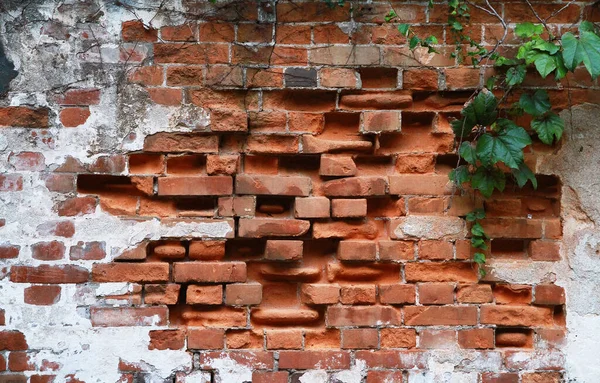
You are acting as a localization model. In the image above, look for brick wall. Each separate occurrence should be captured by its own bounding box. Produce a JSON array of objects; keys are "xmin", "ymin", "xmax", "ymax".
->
[{"xmin": 1, "ymin": 0, "xmax": 597, "ymax": 382}]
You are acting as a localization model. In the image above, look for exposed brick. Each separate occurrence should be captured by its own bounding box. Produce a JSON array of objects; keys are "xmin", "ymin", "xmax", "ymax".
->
[
  {"xmin": 225, "ymin": 283, "xmax": 262, "ymax": 305},
  {"xmin": 404, "ymin": 306, "xmax": 477, "ymax": 326},
  {"xmin": 294, "ymin": 197, "xmax": 330, "ymax": 218},
  {"xmin": 278, "ymin": 351, "xmax": 350, "ymax": 370},
  {"xmin": 11, "ymin": 265, "xmax": 89, "ymax": 284},
  {"xmin": 342, "ymin": 328, "xmax": 378, "ymax": 349},
  {"xmin": 8, "ymin": 152, "xmax": 45, "ymax": 171},
  {"xmin": 69, "ymin": 241, "xmax": 106, "ymax": 260},
  {"xmin": 338, "ymin": 240, "xmax": 377, "ymax": 261},
  {"xmin": 301, "ymin": 284, "xmax": 340, "ymax": 305},
  {"xmin": 380, "ymin": 328, "xmax": 416, "ymax": 348},
  {"xmin": 379, "ymin": 284, "xmax": 416, "ymax": 304},
  {"xmin": 90, "ymin": 307, "xmax": 168, "ymax": 327},
  {"xmin": 157, "ymin": 176, "xmax": 233, "ymax": 196},
  {"xmin": 418, "ymin": 283, "xmax": 455, "ymax": 305},
  {"xmin": 265, "ymin": 240, "xmax": 303, "ymax": 261},
  {"xmin": 266, "ymin": 330, "xmax": 302, "ymax": 350},
  {"xmin": 173, "ymin": 262, "xmax": 246, "ymax": 283},
  {"xmin": 187, "ymin": 285, "xmax": 223, "ymax": 305},
  {"xmin": 323, "ymin": 177, "xmax": 387, "ymax": 197},
  {"xmin": 149, "ymin": 329, "xmax": 185, "ymax": 350},
  {"xmin": 0, "ymin": 107, "xmax": 49, "ymax": 128},
  {"xmin": 24, "ymin": 285, "xmax": 61, "ymax": 306},
  {"xmin": 332, "ymin": 198, "xmax": 367, "ymax": 218},
  {"xmin": 236, "ymin": 175, "xmax": 311, "ymax": 196},
  {"xmin": 458, "ymin": 329, "xmax": 494, "ymax": 349},
  {"xmin": 534, "ymin": 284, "xmax": 566, "ymax": 305},
  {"xmin": 59, "ymin": 107, "xmax": 90, "ymax": 127},
  {"xmin": 340, "ymin": 285, "xmax": 377, "ymax": 305},
  {"xmin": 480, "ymin": 305, "xmax": 554, "ymax": 326},
  {"xmin": 238, "ymin": 218, "xmax": 310, "ymax": 238},
  {"xmin": 188, "ymin": 328, "xmax": 225, "ymax": 350},
  {"xmin": 327, "ymin": 306, "xmax": 401, "ymax": 327},
  {"xmin": 92, "ymin": 263, "xmax": 169, "ymax": 283},
  {"xmin": 0, "ymin": 245, "xmax": 20, "ymax": 259}
]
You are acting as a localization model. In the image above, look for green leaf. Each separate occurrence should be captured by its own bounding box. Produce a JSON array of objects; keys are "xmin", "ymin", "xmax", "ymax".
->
[
  {"xmin": 449, "ymin": 165, "xmax": 471, "ymax": 186},
  {"xmin": 562, "ymin": 31, "xmax": 600, "ymax": 79},
  {"xmin": 531, "ymin": 112, "xmax": 564, "ymax": 145},
  {"xmin": 466, "ymin": 208, "xmax": 485, "ymax": 222},
  {"xmin": 519, "ymin": 90, "xmax": 551, "ymax": 117},
  {"xmin": 471, "ymin": 237, "xmax": 486, "ymax": 249},
  {"xmin": 450, "ymin": 19, "xmax": 463, "ymax": 31},
  {"xmin": 398, "ymin": 23, "xmax": 410, "ymax": 36},
  {"xmin": 462, "ymin": 90, "xmax": 498, "ymax": 128},
  {"xmin": 580, "ymin": 21, "xmax": 595, "ymax": 33},
  {"xmin": 506, "ymin": 65, "xmax": 526, "ymax": 86},
  {"xmin": 486, "ymin": 76, "xmax": 496, "ymax": 90},
  {"xmin": 511, "ymin": 162, "xmax": 538, "ymax": 189},
  {"xmin": 515, "ymin": 22, "xmax": 543, "ymax": 38},
  {"xmin": 409, "ymin": 35, "xmax": 420, "ymax": 50},
  {"xmin": 532, "ymin": 37, "xmax": 560, "ymax": 55},
  {"xmin": 533, "ymin": 52, "xmax": 557, "ymax": 78},
  {"xmin": 476, "ymin": 122, "xmax": 531, "ymax": 169},
  {"xmin": 471, "ymin": 167, "xmax": 505, "ymax": 198},
  {"xmin": 459, "ymin": 142, "xmax": 477, "ymax": 164},
  {"xmin": 474, "ymin": 252, "xmax": 486, "ymax": 264},
  {"xmin": 451, "ymin": 119, "xmax": 471, "ymax": 138},
  {"xmin": 385, "ymin": 10, "xmax": 397, "ymax": 22},
  {"xmin": 471, "ymin": 222, "xmax": 486, "ymax": 237},
  {"xmin": 553, "ymin": 54, "xmax": 568, "ymax": 80}
]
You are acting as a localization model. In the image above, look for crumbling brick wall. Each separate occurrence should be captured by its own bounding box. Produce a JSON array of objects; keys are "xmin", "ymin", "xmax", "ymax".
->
[{"xmin": 1, "ymin": 1, "xmax": 598, "ymax": 382}]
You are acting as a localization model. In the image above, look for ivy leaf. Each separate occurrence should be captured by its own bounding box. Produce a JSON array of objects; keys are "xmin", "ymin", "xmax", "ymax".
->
[
  {"xmin": 471, "ymin": 167, "xmax": 505, "ymax": 198},
  {"xmin": 532, "ymin": 37, "xmax": 560, "ymax": 55},
  {"xmin": 511, "ymin": 162, "xmax": 538, "ymax": 189},
  {"xmin": 533, "ymin": 52, "xmax": 557, "ymax": 78},
  {"xmin": 476, "ymin": 122, "xmax": 531, "ymax": 169},
  {"xmin": 553, "ymin": 54, "xmax": 568, "ymax": 80},
  {"xmin": 486, "ymin": 76, "xmax": 497, "ymax": 90},
  {"xmin": 449, "ymin": 165, "xmax": 471, "ymax": 186},
  {"xmin": 531, "ymin": 112, "xmax": 564, "ymax": 145},
  {"xmin": 515, "ymin": 22, "xmax": 544, "ymax": 38},
  {"xmin": 459, "ymin": 142, "xmax": 477, "ymax": 164},
  {"xmin": 580, "ymin": 21, "xmax": 596, "ymax": 33},
  {"xmin": 409, "ymin": 35, "xmax": 420, "ymax": 50},
  {"xmin": 451, "ymin": 119, "xmax": 471, "ymax": 138},
  {"xmin": 398, "ymin": 24, "xmax": 410, "ymax": 36},
  {"xmin": 473, "ymin": 252, "xmax": 486, "ymax": 264},
  {"xmin": 506, "ymin": 65, "xmax": 526, "ymax": 86},
  {"xmin": 385, "ymin": 10, "xmax": 397, "ymax": 22},
  {"xmin": 562, "ymin": 31, "xmax": 600, "ymax": 79},
  {"xmin": 471, "ymin": 222, "xmax": 486, "ymax": 237},
  {"xmin": 462, "ymin": 90, "xmax": 498, "ymax": 128},
  {"xmin": 519, "ymin": 90, "xmax": 551, "ymax": 117}
]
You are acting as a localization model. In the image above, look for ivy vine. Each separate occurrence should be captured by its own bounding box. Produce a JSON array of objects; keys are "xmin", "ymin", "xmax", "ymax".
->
[{"xmin": 388, "ymin": 1, "xmax": 600, "ymax": 276}]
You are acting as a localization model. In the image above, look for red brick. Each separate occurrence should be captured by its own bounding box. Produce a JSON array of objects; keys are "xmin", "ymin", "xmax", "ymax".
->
[
  {"xmin": 128, "ymin": 66, "xmax": 163, "ymax": 86},
  {"xmin": 0, "ymin": 174, "xmax": 23, "ymax": 191},
  {"xmin": 246, "ymin": 135, "xmax": 299, "ymax": 153},
  {"xmin": 10, "ymin": 265, "xmax": 88, "ymax": 284},
  {"xmin": 144, "ymin": 284, "xmax": 180, "ymax": 305},
  {"xmin": 529, "ymin": 240, "xmax": 561, "ymax": 261},
  {"xmin": 319, "ymin": 155, "xmax": 357, "ymax": 177},
  {"xmin": 88, "ymin": 155, "xmax": 126, "ymax": 173},
  {"xmin": 294, "ymin": 197, "xmax": 330, "ymax": 218},
  {"xmin": 494, "ymin": 284, "xmax": 532, "ymax": 305},
  {"xmin": 206, "ymin": 155, "xmax": 239, "ymax": 175},
  {"xmin": 0, "ymin": 107, "xmax": 49, "ymax": 128},
  {"xmin": 265, "ymin": 240, "xmax": 303, "ymax": 261},
  {"xmin": 189, "ymin": 240, "xmax": 226, "ymax": 260},
  {"xmin": 378, "ymin": 240, "xmax": 414, "ymax": 261},
  {"xmin": 337, "ymin": 240, "xmax": 377, "ymax": 261},
  {"xmin": 388, "ymin": 174, "xmax": 452, "ymax": 195},
  {"xmin": 403, "ymin": 69, "xmax": 439, "ymax": 90},
  {"xmin": 480, "ymin": 306, "xmax": 554, "ymax": 326},
  {"xmin": 458, "ymin": 329, "xmax": 494, "ymax": 349},
  {"xmin": 147, "ymin": 88, "xmax": 182, "ymax": 106},
  {"xmin": 340, "ymin": 285, "xmax": 377, "ymax": 305},
  {"xmin": 521, "ymin": 372, "xmax": 562, "ymax": 383},
  {"xmin": 30, "ymin": 241, "xmax": 65, "ymax": 261},
  {"xmin": 166, "ymin": 66, "xmax": 203, "ymax": 86},
  {"xmin": 404, "ymin": 306, "xmax": 477, "ymax": 325},
  {"xmin": 188, "ymin": 328, "xmax": 225, "ymax": 350},
  {"xmin": 210, "ymin": 109, "xmax": 247, "ymax": 132},
  {"xmin": 380, "ymin": 328, "xmax": 416, "ymax": 348},
  {"xmin": 238, "ymin": 218, "xmax": 310, "ymax": 238},
  {"xmin": 278, "ymin": 351, "xmax": 350, "ymax": 369},
  {"xmin": 144, "ymin": 133, "xmax": 219, "ymax": 153},
  {"xmin": 92, "ymin": 263, "xmax": 169, "ymax": 283},
  {"xmin": 332, "ymin": 198, "xmax": 367, "ymax": 218},
  {"xmin": 186, "ymin": 285, "xmax": 223, "ymax": 305},
  {"xmin": 320, "ymin": 68, "xmax": 357, "ymax": 88},
  {"xmin": 481, "ymin": 218, "xmax": 543, "ymax": 239},
  {"xmin": 288, "ymin": 112, "xmax": 324, "ymax": 134},
  {"xmin": 57, "ymin": 196, "xmax": 97, "ymax": 216},
  {"xmin": 266, "ymin": 330, "xmax": 302, "ymax": 350},
  {"xmin": 445, "ymin": 67, "xmax": 481, "ymax": 90},
  {"xmin": 0, "ymin": 331, "xmax": 28, "ymax": 351},
  {"xmin": 60, "ymin": 107, "xmax": 90, "ymax": 127},
  {"xmin": 44, "ymin": 174, "xmax": 75, "ymax": 193},
  {"xmin": 57, "ymin": 88, "xmax": 100, "ymax": 105},
  {"xmin": 90, "ymin": 307, "xmax": 168, "ymax": 327},
  {"xmin": 379, "ymin": 284, "xmax": 416, "ymax": 304},
  {"xmin": 154, "ymin": 43, "xmax": 229, "ymax": 64},
  {"xmin": 236, "ymin": 175, "xmax": 311, "ymax": 196},
  {"xmin": 225, "ymin": 283, "xmax": 262, "ymax": 305},
  {"xmin": 157, "ymin": 176, "xmax": 232, "ymax": 196},
  {"xmin": 301, "ymin": 284, "xmax": 340, "ymax": 305},
  {"xmin": 327, "ymin": 306, "xmax": 401, "ymax": 327},
  {"xmin": 200, "ymin": 23, "xmax": 234, "ymax": 42},
  {"xmin": 418, "ymin": 283, "xmax": 454, "ymax": 305},
  {"xmin": 418, "ymin": 240, "xmax": 453, "ymax": 260},
  {"xmin": 419, "ymin": 329, "xmax": 456, "ymax": 349},
  {"xmin": 534, "ymin": 284, "xmax": 565, "ymax": 305},
  {"xmin": 405, "ymin": 262, "xmax": 477, "ymax": 282},
  {"xmin": 362, "ymin": 111, "xmax": 401, "ymax": 132},
  {"xmin": 149, "ymin": 329, "xmax": 185, "ymax": 350},
  {"xmin": 276, "ymin": 25, "xmax": 311, "ymax": 44},
  {"xmin": 246, "ymin": 68, "xmax": 284, "ymax": 88},
  {"xmin": 24, "ymin": 285, "xmax": 61, "ymax": 306},
  {"xmin": 252, "ymin": 371, "xmax": 288, "ymax": 383},
  {"xmin": 0, "ymin": 245, "xmax": 20, "ymax": 259},
  {"xmin": 8, "ymin": 352, "xmax": 34, "ymax": 371},
  {"xmin": 342, "ymin": 328, "xmax": 378, "ymax": 349},
  {"xmin": 122, "ymin": 20, "xmax": 157, "ymax": 41},
  {"xmin": 160, "ymin": 24, "xmax": 196, "ymax": 41},
  {"xmin": 457, "ymin": 284, "xmax": 493, "ymax": 303},
  {"xmin": 218, "ymin": 196, "xmax": 256, "ymax": 217},
  {"xmin": 367, "ymin": 371, "xmax": 404, "ymax": 383},
  {"xmin": 323, "ymin": 177, "xmax": 387, "ymax": 197},
  {"xmin": 482, "ymin": 373, "xmax": 519, "ymax": 383},
  {"xmin": 8, "ymin": 152, "xmax": 45, "ymax": 171},
  {"xmin": 173, "ymin": 262, "xmax": 246, "ymax": 283}
]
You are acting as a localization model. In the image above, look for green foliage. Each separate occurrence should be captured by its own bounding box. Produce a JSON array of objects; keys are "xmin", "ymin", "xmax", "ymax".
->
[{"xmin": 370, "ymin": 0, "xmax": 599, "ymax": 276}]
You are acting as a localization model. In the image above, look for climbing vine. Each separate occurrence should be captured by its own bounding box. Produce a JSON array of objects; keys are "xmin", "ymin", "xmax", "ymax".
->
[{"xmin": 386, "ymin": 0, "xmax": 600, "ymax": 276}]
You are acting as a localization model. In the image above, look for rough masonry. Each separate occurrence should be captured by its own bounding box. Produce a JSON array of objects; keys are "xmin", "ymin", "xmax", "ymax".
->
[{"xmin": 0, "ymin": 1, "xmax": 599, "ymax": 382}]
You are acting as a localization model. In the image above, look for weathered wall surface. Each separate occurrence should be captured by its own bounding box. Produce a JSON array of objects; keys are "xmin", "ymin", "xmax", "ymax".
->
[{"xmin": 0, "ymin": 1, "xmax": 597, "ymax": 382}]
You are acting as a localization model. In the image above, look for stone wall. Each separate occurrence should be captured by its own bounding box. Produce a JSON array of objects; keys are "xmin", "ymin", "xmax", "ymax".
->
[{"xmin": 0, "ymin": 1, "xmax": 599, "ymax": 382}]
